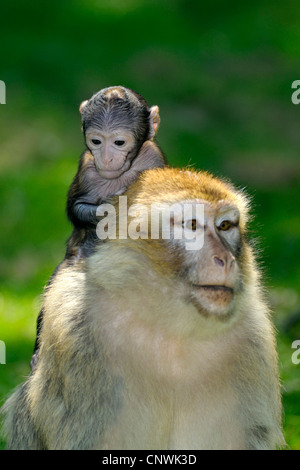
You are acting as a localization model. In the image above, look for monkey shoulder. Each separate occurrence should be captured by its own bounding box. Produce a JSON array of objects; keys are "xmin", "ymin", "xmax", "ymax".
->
[{"xmin": 130, "ymin": 141, "xmax": 166, "ymax": 175}]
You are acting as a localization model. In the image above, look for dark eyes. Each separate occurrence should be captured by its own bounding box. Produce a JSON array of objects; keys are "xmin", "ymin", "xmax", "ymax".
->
[
  {"xmin": 90, "ymin": 139, "xmax": 125, "ymax": 146},
  {"xmin": 91, "ymin": 139, "xmax": 101, "ymax": 145},
  {"xmin": 218, "ymin": 220, "xmax": 232, "ymax": 231}
]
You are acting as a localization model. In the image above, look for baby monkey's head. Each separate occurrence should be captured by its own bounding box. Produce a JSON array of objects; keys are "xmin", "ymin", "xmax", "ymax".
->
[{"xmin": 79, "ymin": 86, "xmax": 160, "ymax": 179}]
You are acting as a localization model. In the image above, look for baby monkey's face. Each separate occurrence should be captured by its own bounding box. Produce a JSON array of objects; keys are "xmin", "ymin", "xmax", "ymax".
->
[{"xmin": 85, "ymin": 128, "xmax": 136, "ymax": 179}]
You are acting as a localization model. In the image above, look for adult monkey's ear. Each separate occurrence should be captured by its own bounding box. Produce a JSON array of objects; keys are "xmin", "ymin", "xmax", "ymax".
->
[
  {"xmin": 149, "ymin": 105, "xmax": 160, "ymax": 140},
  {"xmin": 79, "ymin": 100, "xmax": 88, "ymax": 114}
]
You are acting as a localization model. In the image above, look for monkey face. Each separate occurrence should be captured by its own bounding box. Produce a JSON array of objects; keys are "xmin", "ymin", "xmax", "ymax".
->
[
  {"xmin": 169, "ymin": 201, "xmax": 243, "ymax": 318},
  {"xmin": 134, "ymin": 197, "xmax": 244, "ymax": 319},
  {"xmin": 85, "ymin": 128, "xmax": 136, "ymax": 179}
]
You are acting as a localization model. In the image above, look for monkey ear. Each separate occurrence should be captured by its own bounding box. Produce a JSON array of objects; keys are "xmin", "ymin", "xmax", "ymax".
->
[
  {"xmin": 149, "ymin": 105, "xmax": 160, "ymax": 140},
  {"xmin": 79, "ymin": 100, "xmax": 88, "ymax": 114}
]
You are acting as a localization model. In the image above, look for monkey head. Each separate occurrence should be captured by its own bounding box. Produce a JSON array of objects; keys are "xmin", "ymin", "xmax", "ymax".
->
[
  {"xmin": 79, "ymin": 86, "xmax": 160, "ymax": 180},
  {"xmin": 104, "ymin": 167, "xmax": 252, "ymax": 324}
]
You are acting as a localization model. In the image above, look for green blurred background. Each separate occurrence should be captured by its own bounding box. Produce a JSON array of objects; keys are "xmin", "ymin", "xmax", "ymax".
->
[{"xmin": 0, "ymin": 0, "xmax": 300, "ymax": 449}]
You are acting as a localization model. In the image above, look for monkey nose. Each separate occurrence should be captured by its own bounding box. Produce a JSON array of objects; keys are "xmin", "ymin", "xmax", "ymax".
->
[
  {"xmin": 213, "ymin": 256, "xmax": 225, "ymax": 267},
  {"xmin": 213, "ymin": 254, "xmax": 236, "ymax": 272},
  {"xmin": 103, "ymin": 155, "xmax": 113, "ymax": 166}
]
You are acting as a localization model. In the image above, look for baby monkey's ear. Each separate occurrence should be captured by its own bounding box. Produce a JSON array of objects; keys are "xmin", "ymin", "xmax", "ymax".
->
[
  {"xmin": 79, "ymin": 100, "xmax": 88, "ymax": 114},
  {"xmin": 149, "ymin": 105, "xmax": 160, "ymax": 140}
]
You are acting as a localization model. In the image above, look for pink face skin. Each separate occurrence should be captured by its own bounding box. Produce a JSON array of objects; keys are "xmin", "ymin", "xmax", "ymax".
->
[
  {"xmin": 85, "ymin": 128, "xmax": 136, "ymax": 179},
  {"xmin": 170, "ymin": 201, "xmax": 242, "ymax": 318}
]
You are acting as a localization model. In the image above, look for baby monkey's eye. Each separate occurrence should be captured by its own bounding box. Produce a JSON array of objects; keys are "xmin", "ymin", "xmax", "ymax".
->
[
  {"xmin": 91, "ymin": 139, "xmax": 101, "ymax": 145},
  {"xmin": 218, "ymin": 220, "xmax": 232, "ymax": 231},
  {"xmin": 114, "ymin": 140, "xmax": 125, "ymax": 146}
]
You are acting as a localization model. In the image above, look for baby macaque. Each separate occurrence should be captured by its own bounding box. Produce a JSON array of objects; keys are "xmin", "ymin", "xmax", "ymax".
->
[
  {"xmin": 67, "ymin": 85, "xmax": 166, "ymax": 258},
  {"xmin": 31, "ymin": 86, "xmax": 166, "ymax": 368}
]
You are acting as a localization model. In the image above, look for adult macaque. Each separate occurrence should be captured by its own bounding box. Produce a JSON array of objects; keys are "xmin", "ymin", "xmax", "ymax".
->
[
  {"xmin": 2, "ymin": 168, "xmax": 285, "ymax": 450},
  {"xmin": 30, "ymin": 86, "xmax": 166, "ymax": 368}
]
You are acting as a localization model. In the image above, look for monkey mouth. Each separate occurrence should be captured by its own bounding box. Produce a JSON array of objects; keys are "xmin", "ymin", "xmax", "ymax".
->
[
  {"xmin": 98, "ymin": 168, "xmax": 126, "ymax": 179},
  {"xmin": 98, "ymin": 161, "xmax": 131, "ymax": 180},
  {"xmin": 190, "ymin": 285, "xmax": 235, "ymax": 315},
  {"xmin": 192, "ymin": 285, "xmax": 234, "ymax": 294}
]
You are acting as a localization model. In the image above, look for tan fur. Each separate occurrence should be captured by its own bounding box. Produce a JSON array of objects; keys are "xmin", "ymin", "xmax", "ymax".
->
[
  {"xmin": 79, "ymin": 100, "xmax": 88, "ymax": 113},
  {"xmin": 1, "ymin": 168, "xmax": 285, "ymax": 450},
  {"xmin": 104, "ymin": 86, "xmax": 126, "ymax": 100}
]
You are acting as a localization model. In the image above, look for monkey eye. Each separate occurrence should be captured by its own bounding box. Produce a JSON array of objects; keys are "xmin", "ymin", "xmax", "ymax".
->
[
  {"xmin": 183, "ymin": 219, "xmax": 198, "ymax": 231},
  {"xmin": 218, "ymin": 220, "xmax": 232, "ymax": 231},
  {"xmin": 114, "ymin": 140, "xmax": 125, "ymax": 146},
  {"xmin": 91, "ymin": 138, "xmax": 101, "ymax": 145}
]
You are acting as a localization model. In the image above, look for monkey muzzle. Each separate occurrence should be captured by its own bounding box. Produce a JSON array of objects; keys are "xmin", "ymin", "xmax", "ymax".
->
[{"xmin": 192, "ymin": 284, "xmax": 234, "ymax": 304}]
